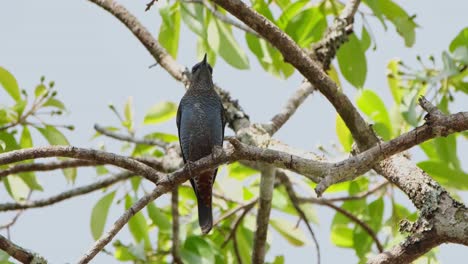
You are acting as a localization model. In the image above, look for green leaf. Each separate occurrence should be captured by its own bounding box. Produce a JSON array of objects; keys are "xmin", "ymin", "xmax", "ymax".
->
[
  {"xmin": 361, "ymin": 26, "xmax": 372, "ymax": 51},
  {"xmin": 418, "ymin": 160, "xmax": 468, "ymax": 190},
  {"xmin": 277, "ymin": 0, "xmax": 310, "ymax": 29},
  {"xmin": 270, "ymin": 218, "xmax": 307, "ymax": 246},
  {"xmin": 181, "ymin": 2, "xmax": 205, "ymax": 37},
  {"xmin": 449, "ymin": 27, "xmax": 468, "ymax": 52},
  {"xmin": 387, "ymin": 59, "xmax": 402, "ymax": 104},
  {"xmin": 284, "ymin": 6, "xmax": 327, "ymax": 47},
  {"xmin": 433, "ymin": 135, "xmax": 460, "ymax": 170},
  {"xmin": 0, "ymin": 131, "xmax": 20, "ymax": 152},
  {"xmin": 159, "ymin": 2, "xmax": 181, "ymax": 58},
  {"xmin": 20, "ymin": 126, "xmax": 33, "ymax": 148},
  {"xmin": 147, "ymin": 202, "xmax": 171, "ymax": 232},
  {"xmin": 330, "ymin": 226, "xmax": 354, "ymax": 247},
  {"xmin": 271, "ymin": 255, "xmax": 285, "ymax": 264},
  {"xmin": 37, "ymin": 125, "xmax": 69, "ymax": 145},
  {"xmin": 3, "ymin": 175, "xmax": 30, "ymax": 201},
  {"xmin": 19, "ymin": 172, "xmax": 43, "ymax": 191},
  {"xmin": 182, "ymin": 236, "xmax": 215, "ymax": 264},
  {"xmin": 125, "ymin": 195, "xmax": 151, "ymax": 249},
  {"xmin": 123, "ymin": 96, "xmax": 134, "ymax": 130},
  {"xmin": 336, "ymin": 114, "xmax": 353, "ymax": 152},
  {"xmin": 379, "ymin": 0, "xmax": 417, "ymax": 47},
  {"xmin": 43, "ymin": 98, "xmax": 66, "ymax": 110},
  {"xmin": 214, "ymin": 20, "xmax": 249, "ymax": 69},
  {"xmin": 36, "ymin": 125, "xmax": 76, "ymax": 181},
  {"xmin": 228, "ymin": 162, "xmax": 259, "ymax": 180},
  {"xmin": 114, "ymin": 244, "xmax": 136, "ymax": 261},
  {"xmin": 368, "ymin": 198, "xmax": 384, "ymax": 230},
  {"xmin": 144, "ymin": 102, "xmax": 177, "ymax": 125},
  {"xmin": 0, "ymin": 140, "xmax": 5, "ymax": 152},
  {"xmin": 90, "ymin": 191, "xmax": 116, "ymax": 240},
  {"xmin": 327, "ymin": 65, "xmax": 342, "ymax": 89},
  {"xmin": 337, "ymin": 34, "xmax": 367, "ymax": 88},
  {"xmin": 34, "ymin": 84, "xmax": 47, "ymax": 98},
  {"xmin": 144, "ymin": 132, "xmax": 178, "ymax": 143},
  {"xmin": 0, "ymin": 67, "xmax": 21, "ymax": 101},
  {"xmin": 353, "ymin": 225, "xmax": 372, "ymax": 259},
  {"xmin": 356, "ymin": 89, "xmax": 392, "ymax": 140}
]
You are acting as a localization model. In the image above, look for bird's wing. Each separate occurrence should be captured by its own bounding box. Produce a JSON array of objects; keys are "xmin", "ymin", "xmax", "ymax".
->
[{"xmin": 176, "ymin": 102, "xmax": 186, "ymax": 163}]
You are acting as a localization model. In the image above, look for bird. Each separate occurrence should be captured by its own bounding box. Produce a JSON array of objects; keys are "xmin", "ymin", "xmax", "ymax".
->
[{"xmin": 176, "ymin": 54, "xmax": 225, "ymax": 234}]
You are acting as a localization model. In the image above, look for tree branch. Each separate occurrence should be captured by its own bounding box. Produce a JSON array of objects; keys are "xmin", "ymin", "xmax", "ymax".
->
[
  {"xmin": 297, "ymin": 195, "xmax": 384, "ymax": 253},
  {"xmin": 0, "ymin": 146, "xmax": 160, "ymax": 183},
  {"xmin": 0, "ymin": 234, "xmax": 47, "ymax": 264},
  {"xmin": 0, "ymin": 159, "xmax": 101, "ymax": 179},
  {"xmin": 87, "ymin": 0, "xmax": 251, "ymax": 132},
  {"xmin": 211, "ymin": 0, "xmax": 374, "ymax": 147},
  {"xmin": 277, "ymin": 172, "xmax": 321, "ymax": 264},
  {"xmin": 94, "ymin": 124, "xmax": 168, "ymax": 148},
  {"xmin": 314, "ymin": 99, "xmax": 468, "ymax": 195},
  {"xmin": 263, "ymin": 0, "xmax": 362, "ymax": 135},
  {"xmin": 189, "ymin": 0, "xmax": 259, "ymax": 37},
  {"xmin": 0, "ymin": 172, "xmax": 131, "ymax": 211},
  {"xmin": 171, "ymin": 187, "xmax": 182, "ymax": 264},
  {"xmin": 252, "ymin": 166, "xmax": 275, "ymax": 264}
]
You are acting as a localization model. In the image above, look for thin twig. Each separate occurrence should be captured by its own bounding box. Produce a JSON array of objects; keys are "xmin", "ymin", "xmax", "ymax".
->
[
  {"xmin": 0, "ymin": 172, "xmax": 132, "ymax": 211},
  {"xmin": 145, "ymin": 0, "xmax": 158, "ymax": 11},
  {"xmin": 188, "ymin": 0, "xmax": 259, "ymax": 37},
  {"xmin": 213, "ymin": 198, "xmax": 258, "ymax": 227},
  {"xmin": 232, "ymin": 232, "xmax": 243, "ymax": 264},
  {"xmin": 171, "ymin": 187, "xmax": 183, "ymax": 264},
  {"xmin": 94, "ymin": 124, "xmax": 168, "ymax": 148},
  {"xmin": 221, "ymin": 200, "xmax": 257, "ymax": 247},
  {"xmin": 297, "ymin": 196, "xmax": 384, "ymax": 252},
  {"xmin": 325, "ymin": 182, "xmax": 389, "ymax": 202},
  {"xmin": 278, "ymin": 172, "xmax": 320, "ymax": 264}
]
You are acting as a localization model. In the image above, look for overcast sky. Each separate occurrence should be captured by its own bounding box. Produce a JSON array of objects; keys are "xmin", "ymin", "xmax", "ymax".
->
[{"xmin": 0, "ymin": 0, "xmax": 467, "ymax": 263}]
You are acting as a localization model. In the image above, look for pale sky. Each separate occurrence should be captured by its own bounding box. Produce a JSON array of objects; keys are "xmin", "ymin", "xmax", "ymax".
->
[{"xmin": 0, "ymin": 0, "xmax": 467, "ymax": 263}]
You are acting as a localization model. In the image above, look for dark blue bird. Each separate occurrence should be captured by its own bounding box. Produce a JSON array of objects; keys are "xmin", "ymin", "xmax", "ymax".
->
[{"xmin": 176, "ymin": 54, "xmax": 225, "ymax": 234}]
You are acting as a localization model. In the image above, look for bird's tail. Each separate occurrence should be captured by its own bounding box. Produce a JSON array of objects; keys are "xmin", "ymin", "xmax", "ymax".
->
[
  {"xmin": 196, "ymin": 195, "xmax": 213, "ymax": 234},
  {"xmin": 193, "ymin": 170, "xmax": 215, "ymax": 234}
]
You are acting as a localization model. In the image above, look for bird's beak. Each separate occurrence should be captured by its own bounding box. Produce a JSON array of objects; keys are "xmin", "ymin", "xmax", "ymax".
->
[{"xmin": 202, "ymin": 53, "xmax": 207, "ymax": 65}]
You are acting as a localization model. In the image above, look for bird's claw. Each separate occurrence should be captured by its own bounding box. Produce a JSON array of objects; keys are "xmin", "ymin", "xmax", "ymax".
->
[
  {"xmin": 186, "ymin": 160, "xmax": 195, "ymax": 177},
  {"xmin": 211, "ymin": 145, "xmax": 223, "ymax": 160}
]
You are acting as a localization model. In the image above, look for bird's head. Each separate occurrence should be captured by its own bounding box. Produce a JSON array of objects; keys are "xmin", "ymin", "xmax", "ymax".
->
[{"xmin": 190, "ymin": 53, "xmax": 213, "ymax": 85}]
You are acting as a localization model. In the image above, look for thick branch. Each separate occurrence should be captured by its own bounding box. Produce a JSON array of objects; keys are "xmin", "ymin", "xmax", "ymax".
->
[
  {"xmin": 88, "ymin": 0, "xmax": 250, "ymax": 132},
  {"xmin": 252, "ymin": 166, "xmax": 275, "ymax": 264},
  {"xmin": 0, "ymin": 172, "xmax": 131, "ymax": 211},
  {"xmin": 77, "ymin": 145, "xmax": 237, "ymax": 263},
  {"xmin": 0, "ymin": 235, "xmax": 47, "ymax": 264},
  {"xmin": 315, "ymin": 102, "xmax": 468, "ymax": 195},
  {"xmin": 211, "ymin": 0, "xmax": 374, "ymax": 147},
  {"xmin": 264, "ymin": 0, "xmax": 362, "ymax": 135}
]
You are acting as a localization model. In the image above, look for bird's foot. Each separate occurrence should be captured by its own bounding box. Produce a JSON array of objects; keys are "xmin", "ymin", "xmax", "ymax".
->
[
  {"xmin": 185, "ymin": 160, "xmax": 196, "ymax": 177},
  {"xmin": 211, "ymin": 145, "xmax": 224, "ymax": 161}
]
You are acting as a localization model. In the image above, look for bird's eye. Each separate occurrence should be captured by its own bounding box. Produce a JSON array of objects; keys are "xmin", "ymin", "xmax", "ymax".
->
[
  {"xmin": 191, "ymin": 63, "xmax": 201, "ymax": 74},
  {"xmin": 208, "ymin": 65, "xmax": 213, "ymax": 74}
]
